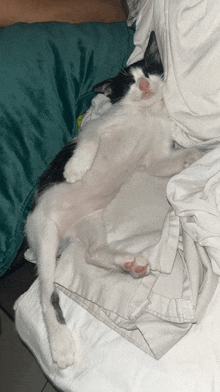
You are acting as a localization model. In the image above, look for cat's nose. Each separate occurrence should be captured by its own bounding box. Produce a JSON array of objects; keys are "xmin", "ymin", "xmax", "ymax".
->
[{"xmin": 139, "ymin": 79, "xmax": 150, "ymax": 93}]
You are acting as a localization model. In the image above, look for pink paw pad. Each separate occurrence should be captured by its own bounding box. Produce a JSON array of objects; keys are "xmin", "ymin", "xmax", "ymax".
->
[
  {"xmin": 124, "ymin": 259, "xmax": 150, "ymax": 277},
  {"xmin": 124, "ymin": 261, "xmax": 134, "ymax": 270}
]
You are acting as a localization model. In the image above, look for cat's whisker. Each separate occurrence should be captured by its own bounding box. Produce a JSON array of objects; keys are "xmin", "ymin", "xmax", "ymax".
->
[
  {"xmin": 120, "ymin": 68, "xmax": 129, "ymax": 77},
  {"xmin": 111, "ymin": 96, "xmax": 122, "ymax": 104}
]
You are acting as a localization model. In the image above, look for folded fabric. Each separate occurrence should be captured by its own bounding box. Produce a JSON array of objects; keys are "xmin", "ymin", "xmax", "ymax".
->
[{"xmin": 168, "ymin": 145, "xmax": 220, "ymax": 276}]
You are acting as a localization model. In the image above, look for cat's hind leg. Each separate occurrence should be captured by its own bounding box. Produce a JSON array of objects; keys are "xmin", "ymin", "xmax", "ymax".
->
[
  {"xmin": 86, "ymin": 244, "xmax": 151, "ymax": 278},
  {"xmin": 123, "ymin": 255, "xmax": 151, "ymax": 278},
  {"xmin": 26, "ymin": 214, "xmax": 75, "ymax": 368},
  {"xmin": 79, "ymin": 211, "xmax": 151, "ymax": 278}
]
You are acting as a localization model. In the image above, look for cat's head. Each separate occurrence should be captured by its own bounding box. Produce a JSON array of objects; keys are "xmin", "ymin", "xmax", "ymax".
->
[{"xmin": 93, "ymin": 31, "xmax": 164, "ymax": 105}]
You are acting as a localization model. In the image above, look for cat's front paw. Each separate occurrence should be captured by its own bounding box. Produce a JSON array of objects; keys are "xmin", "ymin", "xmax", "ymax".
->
[
  {"xmin": 64, "ymin": 158, "xmax": 87, "ymax": 183},
  {"xmin": 122, "ymin": 255, "xmax": 151, "ymax": 278},
  {"xmin": 50, "ymin": 324, "xmax": 75, "ymax": 368},
  {"xmin": 184, "ymin": 148, "xmax": 203, "ymax": 169}
]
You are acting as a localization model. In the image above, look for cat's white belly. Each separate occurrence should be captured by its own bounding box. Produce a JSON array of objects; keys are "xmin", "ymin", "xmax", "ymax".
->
[{"xmin": 52, "ymin": 163, "xmax": 136, "ymax": 237}]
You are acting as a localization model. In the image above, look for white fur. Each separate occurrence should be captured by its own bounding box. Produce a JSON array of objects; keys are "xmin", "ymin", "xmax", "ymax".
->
[{"xmin": 26, "ymin": 69, "xmax": 201, "ymax": 368}]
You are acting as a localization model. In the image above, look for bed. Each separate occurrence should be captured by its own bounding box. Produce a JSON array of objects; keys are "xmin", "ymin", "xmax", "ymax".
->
[{"xmin": 9, "ymin": 0, "xmax": 220, "ymax": 390}]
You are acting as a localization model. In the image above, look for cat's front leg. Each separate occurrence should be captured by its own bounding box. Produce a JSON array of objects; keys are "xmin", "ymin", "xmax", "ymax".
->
[
  {"xmin": 64, "ymin": 139, "xmax": 99, "ymax": 183},
  {"xmin": 182, "ymin": 147, "xmax": 203, "ymax": 169},
  {"xmin": 145, "ymin": 147, "xmax": 203, "ymax": 177}
]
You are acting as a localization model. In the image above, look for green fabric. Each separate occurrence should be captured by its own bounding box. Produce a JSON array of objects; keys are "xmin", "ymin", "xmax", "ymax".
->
[{"xmin": 0, "ymin": 21, "xmax": 135, "ymax": 276}]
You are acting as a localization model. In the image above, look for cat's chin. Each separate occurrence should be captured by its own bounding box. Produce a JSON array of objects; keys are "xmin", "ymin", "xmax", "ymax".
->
[{"xmin": 141, "ymin": 91, "xmax": 153, "ymax": 99}]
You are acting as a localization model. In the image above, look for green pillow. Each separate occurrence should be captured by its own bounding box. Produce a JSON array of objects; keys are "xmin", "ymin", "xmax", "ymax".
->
[{"xmin": 0, "ymin": 21, "xmax": 134, "ymax": 276}]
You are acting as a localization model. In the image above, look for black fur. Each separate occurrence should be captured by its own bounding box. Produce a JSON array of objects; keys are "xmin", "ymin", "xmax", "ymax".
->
[
  {"xmin": 93, "ymin": 31, "xmax": 163, "ymax": 104},
  {"xmin": 38, "ymin": 141, "xmax": 77, "ymax": 191},
  {"xmin": 30, "ymin": 140, "xmax": 77, "ymax": 211}
]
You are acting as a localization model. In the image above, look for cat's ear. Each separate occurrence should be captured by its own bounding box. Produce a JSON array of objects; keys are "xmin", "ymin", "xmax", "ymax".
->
[
  {"xmin": 144, "ymin": 31, "xmax": 163, "ymax": 74},
  {"xmin": 93, "ymin": 79, "xmax": 113, "ymax": 97}
]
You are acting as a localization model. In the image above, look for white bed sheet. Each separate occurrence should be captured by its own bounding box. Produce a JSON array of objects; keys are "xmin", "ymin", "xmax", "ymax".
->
[{"xmin": 15, "ymin": 276, "xmax": 220, "ymax": 392}]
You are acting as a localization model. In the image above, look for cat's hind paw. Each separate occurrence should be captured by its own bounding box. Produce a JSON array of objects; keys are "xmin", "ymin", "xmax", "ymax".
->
[
  {"xmin": 50, "ymin": 325, "xmax": 75, "ymax": 369},
  {"xmin": 123, "ymin": 255, "xmax": 151, "ymax": 278}
]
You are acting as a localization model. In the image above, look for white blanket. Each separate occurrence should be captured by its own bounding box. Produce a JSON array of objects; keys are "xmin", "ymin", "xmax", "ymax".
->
[
  {"xmin": 15, "ymin": 0, "xmax": 220, "ymax": 390},
  {"xmin": 15, "ymin": 148, "xmax": 220, "ymax": 391}
]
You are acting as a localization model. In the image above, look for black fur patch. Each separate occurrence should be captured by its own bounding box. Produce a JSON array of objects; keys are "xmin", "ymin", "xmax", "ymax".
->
[
  {"xmin": 30, "ymin": 140, "xmax": 77, "ymax": 211},
  {"xmin": 93, "ymin": 68, "xmax": 135, "ymax": 104},
  {"xmin": 51, "ymin": 290, "xmax": 66, "ymax": 324},
  {"xmin": 142, "ymin": 31, "xmax": 164, "ymax": 77}
]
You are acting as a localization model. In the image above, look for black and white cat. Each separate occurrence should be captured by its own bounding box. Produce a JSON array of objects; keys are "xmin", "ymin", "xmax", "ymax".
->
[{"xmin": 25, "ymin": 32, "xmax": 201, "ymax": 368}]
